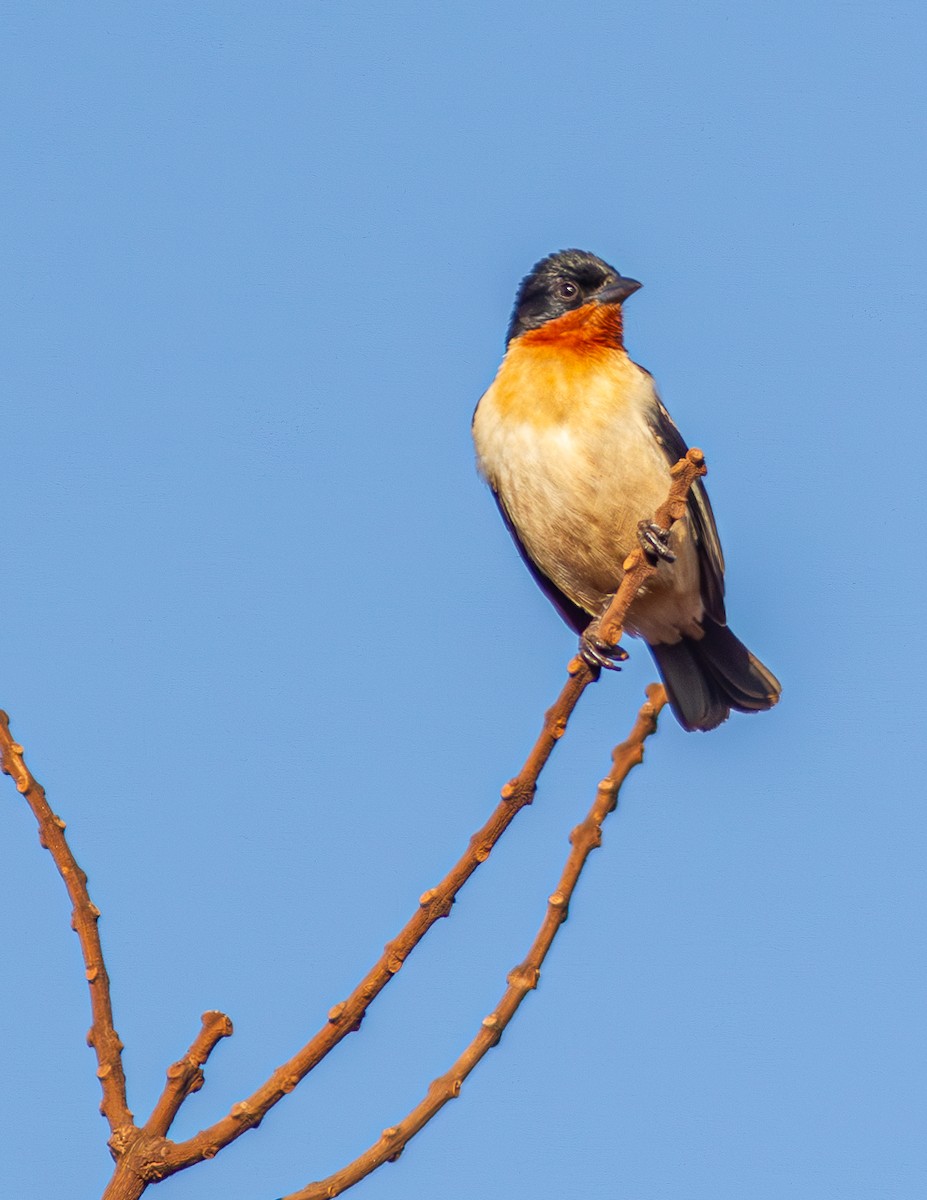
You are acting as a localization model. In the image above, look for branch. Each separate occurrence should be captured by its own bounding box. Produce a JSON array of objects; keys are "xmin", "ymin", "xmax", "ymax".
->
[
  {"xmin": 286, "ymin": 684, "xmax": 668, "ymax": 1199},
  {"xmin": 597, "ymin": 447, "xmax": 707, "ymax": 646},
  {"xmin": 146, "ymin": 454, "xmax": 704, "ymax": 1175},
  {"xmin": 144, "ymin": 1011, "xmax": 234, "ymax": 1139},
  {"xmin": 3, "ymin": 449, "xmax": 705, "ymax": 1200},
  {"xmin": 158, "ymin": 651, "xmax": 594, "ymax": 1171},
  {"xmin": 0, "ymin": 711, "xmax": 135, "ymax": 1148}
]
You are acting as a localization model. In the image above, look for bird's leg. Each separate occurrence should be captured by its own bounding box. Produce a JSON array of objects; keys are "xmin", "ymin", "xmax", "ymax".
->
[
  {"xmin": 637, "ymin": 519, "xmax": 676, "ymax": 564},
  {"xmin": 580, "ymin": 612, "xmax": 630, "ymax": 672}
]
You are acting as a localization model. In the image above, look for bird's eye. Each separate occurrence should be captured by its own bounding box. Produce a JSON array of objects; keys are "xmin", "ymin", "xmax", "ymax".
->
[{"xmin": 557, "ymin": 280, "xmax": 579, "ymax": 301}]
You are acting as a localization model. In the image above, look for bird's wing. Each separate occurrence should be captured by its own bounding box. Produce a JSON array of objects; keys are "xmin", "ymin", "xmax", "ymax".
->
[
  {"xmin": 490, "ymin": 487, "xmax": 592, "ymax": 635},
  {"xmin": 646, "ymin": 398, "xmax": 727, "ymax": 623}
]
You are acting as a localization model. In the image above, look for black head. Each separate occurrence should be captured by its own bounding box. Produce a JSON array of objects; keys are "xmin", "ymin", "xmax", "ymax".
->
[{"xmin": 506, "ymin": 249, "xmax": 642, "ymax": 344}]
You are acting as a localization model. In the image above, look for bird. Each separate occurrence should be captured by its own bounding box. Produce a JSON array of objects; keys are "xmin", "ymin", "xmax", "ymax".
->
[{"xmin": 471, "ymin": 249, "xmax": 780, "ymax": 731}]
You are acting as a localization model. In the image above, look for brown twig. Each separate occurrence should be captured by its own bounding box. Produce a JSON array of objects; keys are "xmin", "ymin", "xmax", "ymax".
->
[
  {"xmin": 0, "ymin": 711, "xmax": 135, "ymax": 1149},
  {"xmin": 285, "ymin": 684, "xmax": 668, "ymax": 1199},
  {"xmin": 157, "ymin": 453, "xmax": 704, "ymax": 1175},
  {"xmin": 144, "ymin": 1011, "xmax": 234, "ymax": 1139},
  {"xmin": 103, "ymin": 452, "xmax": 705, "ymax": 1189},
  {"xmin": 155, "ymin": 660, "xmax": 592, "ymax": 1174},
  {"xmin": 596, "ymin": 447, "xmax": 707, "ymax": 647},
  {"xmin": 97, "ymin": 615, "xmax": 600, "ymax": 1195}
]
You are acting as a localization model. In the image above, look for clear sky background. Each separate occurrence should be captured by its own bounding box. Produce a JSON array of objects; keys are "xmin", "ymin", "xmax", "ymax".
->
[{"xmin": 1, "ymin": 4, "xmax": 925, "ymax": 1199}]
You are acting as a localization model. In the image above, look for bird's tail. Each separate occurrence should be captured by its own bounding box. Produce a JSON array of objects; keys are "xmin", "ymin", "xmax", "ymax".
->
[{"xmin": 649, "ymin": 618, "xmax": 781, "ymax": 732}]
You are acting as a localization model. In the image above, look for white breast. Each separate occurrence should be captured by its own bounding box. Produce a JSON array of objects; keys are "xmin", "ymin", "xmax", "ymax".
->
[{"xmin": 473, "ymin": 358, "xmax": 705, "ymax": 644}]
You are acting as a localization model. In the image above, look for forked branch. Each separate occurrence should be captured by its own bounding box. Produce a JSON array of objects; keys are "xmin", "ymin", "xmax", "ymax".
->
[
  {"xmin": 2, "ymin": 450, "xmax": 706, "ymax": 1200},
  {"xmin": 157, "ymin": 450, "xmax": 704, "ymax": 1176}
]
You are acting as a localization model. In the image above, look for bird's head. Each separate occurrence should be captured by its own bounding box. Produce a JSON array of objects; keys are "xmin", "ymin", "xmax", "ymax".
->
[{"xmin": 506, "ymin": 249, "xmax": 642, "ymax": 347}]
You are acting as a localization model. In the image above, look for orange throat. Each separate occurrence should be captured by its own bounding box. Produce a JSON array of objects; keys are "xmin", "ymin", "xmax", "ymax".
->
[
  {"xmin": 485, "ymin": 303, "xmax": 638, "ymax": 429},
  {"xmin": 519, "ymin": 300, "xmax": 625, "ymax": 353}
]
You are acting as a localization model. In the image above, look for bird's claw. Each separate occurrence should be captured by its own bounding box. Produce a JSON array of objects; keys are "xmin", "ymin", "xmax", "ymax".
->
[
  {"xmin": 637, "ymin": 519, "xmax": 676, "ymax": 564},
  {"xmin": 580, "ymin": 621, "xmax": 629, "ymax": 672}
]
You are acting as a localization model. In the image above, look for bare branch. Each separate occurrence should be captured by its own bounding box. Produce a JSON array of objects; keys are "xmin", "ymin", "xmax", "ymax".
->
[
  {"xmin": 0, "ymin": 711, "xmax": 135, "ymax": 1147},
  {"xmin": 144, "ymin": 1011, "xmax": 234, "ymax": 1139},
  {"xmin": 159, "ymin": 654, "xmax": 596, "ymax": 1171},
  {"xmin": 285, "ymin": 684, "xmax": 668, "ymax": 1199},
  {"xmin": 3, "ymin": 449, "xmax": 705, "ymax": 1199},
  {"xmin": 160, "ymin": 454, "xmax": 706, "ymax": 1170},
  {"xmin": 597, "ymin": 447, "xmax": 707, "ymax": 646}
]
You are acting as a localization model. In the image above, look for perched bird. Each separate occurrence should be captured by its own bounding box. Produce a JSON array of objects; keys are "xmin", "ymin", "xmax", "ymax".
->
[{"xmin": 472, "ymin": 249, "xmax": 780, "ymax": 731}]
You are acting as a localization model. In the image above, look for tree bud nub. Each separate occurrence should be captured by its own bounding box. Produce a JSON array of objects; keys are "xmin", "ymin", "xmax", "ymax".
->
[{"xmin": 507, "ymin": 964, "xmax": 540, "ymax": 990}]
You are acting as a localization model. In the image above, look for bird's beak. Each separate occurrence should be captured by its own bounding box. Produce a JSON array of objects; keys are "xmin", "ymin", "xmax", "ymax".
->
[{"xmin": 595, "ymin": 277, "xmax": 642, "ymax": 305}]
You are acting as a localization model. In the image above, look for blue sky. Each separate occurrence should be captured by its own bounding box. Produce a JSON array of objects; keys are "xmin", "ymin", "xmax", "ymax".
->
[{"xmin": 1, "ymin": 3, "xmax": 925, "ymax": 1198}]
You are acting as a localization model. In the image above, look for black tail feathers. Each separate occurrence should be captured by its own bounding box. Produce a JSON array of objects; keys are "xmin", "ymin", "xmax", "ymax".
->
[{"xmin": 649, "ymin": 619, "xmax": 781, "ymax": 732}]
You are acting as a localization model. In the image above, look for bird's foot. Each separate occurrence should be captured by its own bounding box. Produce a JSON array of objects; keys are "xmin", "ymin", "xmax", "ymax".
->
[
  {"xmin": 580, "ymin": 617, "xmax": 629, "ymax": 672},
  {"xmin": 637, "ymin": 519, "xmax": 676, "ymax": 564}
]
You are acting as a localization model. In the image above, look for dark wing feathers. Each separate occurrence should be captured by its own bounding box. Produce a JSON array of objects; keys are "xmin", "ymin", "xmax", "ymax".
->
[{"xmin": 646, "ymin": 398, "xmax": 726, "ymax": 624}]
